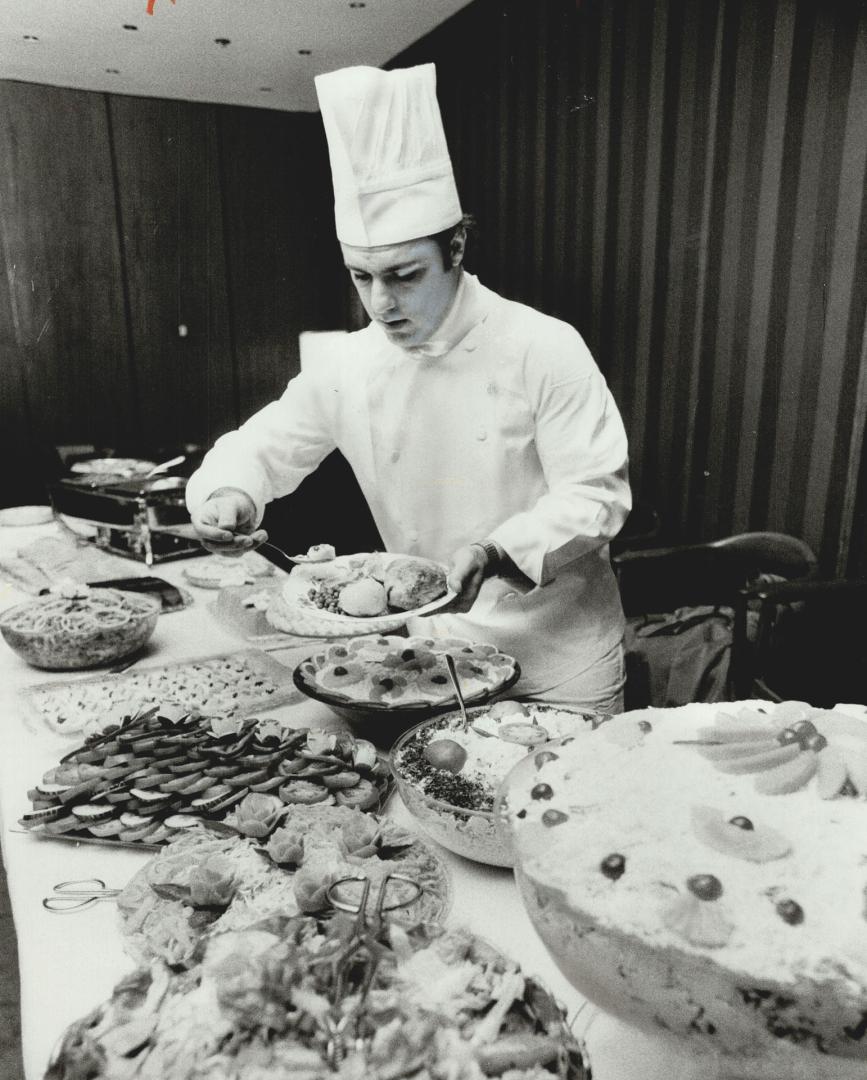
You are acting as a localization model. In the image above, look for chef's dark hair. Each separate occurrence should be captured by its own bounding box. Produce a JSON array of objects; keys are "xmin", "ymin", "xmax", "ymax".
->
[{"xmin": 431, "ymin": 213, "xmax": 476, "ymax": 270}]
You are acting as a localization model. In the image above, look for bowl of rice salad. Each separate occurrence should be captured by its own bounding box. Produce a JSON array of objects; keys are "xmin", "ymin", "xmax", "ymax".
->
[
  {"xmin": 390, "ymin": 701, "xmax": 608, "ymax": 866},
  {"xmin": 0, "ymin": 583, "xmax": 160, "ymax": 670}
]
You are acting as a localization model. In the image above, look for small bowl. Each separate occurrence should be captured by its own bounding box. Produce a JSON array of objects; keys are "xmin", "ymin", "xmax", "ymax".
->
[
  {"xmin": 0, "ymin": 589, "xmax": 160, "ymax": 670},
  {"xmin": 390, "ymin": 704, "xmax": 605, "ymax": 867}
]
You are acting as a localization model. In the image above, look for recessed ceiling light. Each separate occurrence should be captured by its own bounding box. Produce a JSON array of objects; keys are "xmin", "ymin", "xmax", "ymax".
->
[
  {"xmin": 349, "ymin": 2, "xmax": 366, "ymax": 7},
  {"xmin": 106, "ymin": 68, "xmax": 120, "ymax": 74},
  {"xmin": 214, "ymin": 38, "xmax": 231, "ymax": 46},
  {"xmin": 259, "ymin": 87, "xmax": 273, "ymax": 92},
  {"xmin": 298, "ymin": 48, "xmax": 312, "ymax": 55},
  {"xmin": 123, "ymin": 24, "xmax": 138, "ymax": 30},
  {"xmin": 23, "ymin": 34, "xmax": 39, "ymax": 40}
]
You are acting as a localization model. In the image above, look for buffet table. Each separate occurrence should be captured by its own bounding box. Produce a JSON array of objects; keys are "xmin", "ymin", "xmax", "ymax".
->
[{"xmin": 0, "ymin": 521, "xmax": 702, "ymax": 1080}]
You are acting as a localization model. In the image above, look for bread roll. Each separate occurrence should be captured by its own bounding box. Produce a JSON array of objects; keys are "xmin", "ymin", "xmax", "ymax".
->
[{"xmin": 340, "ymin": 578, "xmax": 388, "ymax": 617}]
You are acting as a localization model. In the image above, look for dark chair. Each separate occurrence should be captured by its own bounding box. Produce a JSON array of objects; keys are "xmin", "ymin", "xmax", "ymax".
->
[
  {"xmin": 740, "ymin": 578, "xmax": 867, "ymax": 707},
  {"xmin": 613, "ymin": 532, "xmax": 818, "ymax": 617},
  {"xmin": 613, "ymin": 532, "xmax": 819, "ymax": 708},
  {"xmin": 610, "ymin": 501, "xmax": 662, "ymax": 555}
]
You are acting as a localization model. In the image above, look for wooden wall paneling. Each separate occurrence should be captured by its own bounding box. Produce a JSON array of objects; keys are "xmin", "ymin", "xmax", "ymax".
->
[
  {"xmin": 0, "ymin": 82, "xmax": 135, "ymax": 456},
  {"xmin": 715, "ymin": 3, "xmax": 778, "ymax": 538},
  {"xmin": 640, "ymin": 0, "xmax": 683, "ymax": 515},
  {"xmin": 791, "ymin": 7, "xmax": 861, "ymax": 562},
  {"xmin": 564, "ymin": 20, "xmax": 593, "ymax": 324},
  {"xmin": 654, "ymin": 0, "xmax": 698, "ymax": 535},
  {"xmin": 218, "ymin": 108, "xmax": 342, "ymax": 422},
  {"xmin": 545, "ymin": 2, "xmax": 578, "ymax": 325},
  {"xmin": 731, "ymin": 0, "xmax": 797, "ymax": 533},
  {"xmin": 0, "ymin": 228, "xmax": 42, "ymax": 505},
  {"xmin": 472, "ymin": 5, "xmax": 504, "ymax": 281},
  {"xmin": 605, "ymin": 0, "xmax": 644, "ymax": 434},
  {"xmin": 629, "ymin": 0, "xmax": 669, "ymax": 499},
  {"xmin": 767, "ymin": 5, "xmax": 836, "ymax": 540},
  {"xmin": 678, "ymin": 0, "xmax": 725, "ymax": 533},
  {"xmin": 0, "ymin": 139, "xmax": 34, "ymax": 506},
  {"xmin": 493, "ymin": 5, "xmax": 517, "ymax": 298},
  {"xmin": 747, "ymin": 10, "xmax": 812, "ymax": 530},
  {"xmin": 844, "ymin": 308, "xmax": 867, "ymax": 578},
  {"xmin": 701, "ymin": 0, "xmax": 762, "ymax": 537},
  {"xmin": 528, "ymin": 0, "xmax": 551, "ymax": 313},
  {"xmin": 589, "ymin": 2, "xmax": 613, "ymax": 361},
  {"xmin": 108, "ymin": 95, "xmax": 237, "ymax": 455},
  {"xmin": 805, "ymin": 10, "xmax": 867, "ymax": 574},
  {"xmin": 509, "ymin": 1, "xmax": 533, "ymax": 300}
]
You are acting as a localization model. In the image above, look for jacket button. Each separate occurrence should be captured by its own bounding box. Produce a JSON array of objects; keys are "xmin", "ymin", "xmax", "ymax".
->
[
  {"xmin": 391, "ymin": 450, "xmax": 400, "ymax": 463},
  {"xmin": 476, "ymin": 429, "xmax": 487, "ymax": 441}
]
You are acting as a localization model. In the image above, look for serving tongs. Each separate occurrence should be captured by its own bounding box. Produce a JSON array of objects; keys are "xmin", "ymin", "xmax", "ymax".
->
[{"xmin": 316, "ymin": 872, "xmax": 423, "ymax": 1069}]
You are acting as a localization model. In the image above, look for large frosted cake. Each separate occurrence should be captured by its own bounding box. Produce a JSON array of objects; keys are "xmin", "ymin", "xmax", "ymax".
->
[{"xmin": 503, "ymin": 700, "xmax": 867, "ymax": 1079}]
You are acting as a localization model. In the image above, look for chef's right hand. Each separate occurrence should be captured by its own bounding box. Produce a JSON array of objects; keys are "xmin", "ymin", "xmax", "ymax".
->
[{"xmin": 191, "ymin": 488, "xmax": 268, "ymax": 555}]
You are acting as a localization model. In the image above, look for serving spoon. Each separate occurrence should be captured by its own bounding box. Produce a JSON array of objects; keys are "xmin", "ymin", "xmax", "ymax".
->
[
  {"xmin": 143, "ymin": 454, "xmax": 186, "ymax": 479},
  {"xmin": 444, "ymin": 653, "xmax": 471, "ymax": 731}
]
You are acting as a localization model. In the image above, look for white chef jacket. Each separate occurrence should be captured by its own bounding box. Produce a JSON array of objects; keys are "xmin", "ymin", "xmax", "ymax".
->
[{"xmin": 187, "ymin": 273, "xmax": 631, "ymax": 695}]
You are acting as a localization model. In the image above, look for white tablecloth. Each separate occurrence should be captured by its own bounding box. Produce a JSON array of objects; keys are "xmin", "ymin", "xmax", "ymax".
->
[{"xmin": 0, "ymin": 522, "xmax": 702, "ymax": 1080}]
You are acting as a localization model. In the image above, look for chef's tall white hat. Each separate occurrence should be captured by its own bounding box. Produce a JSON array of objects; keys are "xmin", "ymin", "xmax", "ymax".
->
[{"xmin": 315, "ymin": 63, "xmax": 462, "ymax": 247}]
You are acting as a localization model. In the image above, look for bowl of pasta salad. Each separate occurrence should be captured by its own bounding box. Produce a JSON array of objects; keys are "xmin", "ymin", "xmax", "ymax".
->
[{"xmin": 0, "ymin": 584, "xmax": 160, "ymax": 670}]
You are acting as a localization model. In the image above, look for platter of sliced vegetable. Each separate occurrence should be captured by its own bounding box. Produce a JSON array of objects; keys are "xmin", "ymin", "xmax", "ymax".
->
[{"xmin": 19, "ymin": 704, "xmax": 391, "ymax": 847}]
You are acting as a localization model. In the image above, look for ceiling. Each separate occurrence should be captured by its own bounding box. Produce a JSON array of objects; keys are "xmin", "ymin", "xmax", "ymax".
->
[{"xmin": 0, "ymin": 0, "xmax": 473, "ymax": 112}]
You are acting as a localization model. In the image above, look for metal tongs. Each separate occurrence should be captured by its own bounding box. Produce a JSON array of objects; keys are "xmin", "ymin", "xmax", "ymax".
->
[
  {"xmin": 316, "ymin": 872, "xmax": 423, "ymax": 1069},
  {"xmin": 42, "ymin": 878, "xmax": 122, "ymax": 914}
]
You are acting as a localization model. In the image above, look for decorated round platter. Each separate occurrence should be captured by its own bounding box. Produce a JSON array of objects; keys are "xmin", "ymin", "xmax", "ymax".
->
[
  {"xmin": 182, "ymin": 553, "xmax": 275, "ymax": 590},
  {"xmin": 294, "ymin": 634, "xmax": 521, "ymax": 713},
  {"xmin": 49, "ymin": 911, "xmax": 591, "ymax": 1080},
  {"xmin": 276, "ymin": 551, "xmax": 456, "ymax": 635},
  {"xmin": 19, "ymin": 711, "xmax": 392, "ymax": 847},
  {"xmin": 118, "ymin": 806, "xmax": 452, "ymax": 967}
]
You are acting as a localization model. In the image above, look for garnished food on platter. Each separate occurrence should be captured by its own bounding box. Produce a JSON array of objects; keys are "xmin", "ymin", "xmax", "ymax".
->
[
  {"xmin": 21, "ymin": 649, "xmax": 298, "ymax": 736},
  {"xmin": 295, "ymin": 634, "xmax": 520, "ymax": 715},
  {"xmin": 497, "ymin": 701, "xmax": 867, "ymax": 1080},
  {"xmin": 69, "ymin": 457, "xmax": 157, "ymax": 476},
  {"xmin": 390, "ymin": 702, "xmax": 605, "ymax": 867},
  {"xmin": 182, "ymin": 552, "xmax": 275, "ymax": 589},
  {"xmin": 47, "ymin": 912, "xmax": 590, "ymax": 1080},
  {"xmin": 263, "ymin": 551, "xmax": 455, "ymax": 636},
  {"xmin": 118, "ymin": 807, "xmax": 450, "ymax": 966},
  {"xmin": 20, "ymin": 710, "xmax": 391, "ymax": 846},
  {"xmin": 0, "ymin": 584, "xmax": 160, "ymax": 670}
]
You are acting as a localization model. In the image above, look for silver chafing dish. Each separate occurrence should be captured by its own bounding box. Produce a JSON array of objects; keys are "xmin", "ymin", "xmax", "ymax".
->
[{"xmin": 48, "ymin": 472, "xmax": 201, "ymax": 565}]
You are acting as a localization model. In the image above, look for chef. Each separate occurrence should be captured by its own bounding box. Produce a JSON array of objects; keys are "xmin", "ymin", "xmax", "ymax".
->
[{"xmin": 186, "ymin": 63, "xmax": 631, "ymax": 712}]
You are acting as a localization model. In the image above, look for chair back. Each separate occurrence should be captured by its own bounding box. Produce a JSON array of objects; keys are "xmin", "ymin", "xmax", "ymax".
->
[
  {"xmin": 614, "ymin": 532, "xmax": 818, "ymax": 709},
  {"xmin": 613, "ymin": 531, "xmax": 817, "ymax": 618}
]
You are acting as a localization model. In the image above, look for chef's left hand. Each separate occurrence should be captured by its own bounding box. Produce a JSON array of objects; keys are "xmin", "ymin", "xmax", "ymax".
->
[{"xmin": 441, "ymin": 545, "xmax": 488, "ymax": 613}]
